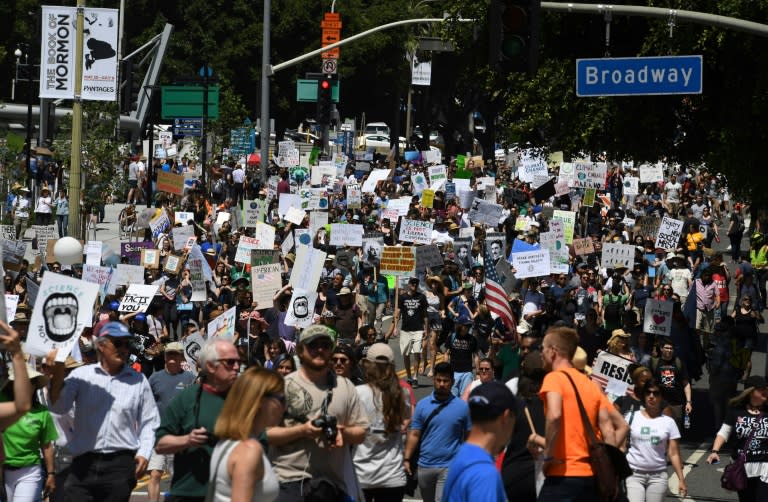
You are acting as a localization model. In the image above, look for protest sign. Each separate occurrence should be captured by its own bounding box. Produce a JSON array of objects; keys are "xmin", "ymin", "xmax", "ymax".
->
[
  {"xmin": 187, "ymin": 257, "xmax": 207, "ymax": 301},
  {"xmin": 278, "ymin": 193, "xmax": 301, "ymax": 217},
  {"xmin": 428, "ymin": 164, "xmax": 447, "ymax": 187},
  {"xmin": 539, "ymin": 232, "xmax": 569, "ymax": 274},
  {"xmin": 552, "ymin": 210, "xmax": 576, "ymax": 244},
  {"xmin": 511, "ymin": 250, "xmax": 551, "ymax": 279},
  {"xmin": 347, "ymin": 185, "xmax": 362, "ymax": 209},
  {"xmin": 183, "ymin": 331, "xmax": 205, "ymax": 367},
  {"xmin": 175, "ymin": 211, "xmax": 194, "ymax": 224},
  {"xmin": 290, "ymin": 246, "xmax": 327, "ymax": 292},
  {"xmin": 415, "ymin": 244, "xmax": 445, "ymax": 271},
  {"xmin": 386, "ymin": 198, "xmax": 411, "ymax": 216},
  {"xmin": 82, "ymin": 264, "xmax": 113, "ymax": 292},
  {"xmin": 572, "ymin": 162, "xmax": 607, "ymax": 189},
  {"xmin": 251, "ymin": 249, "xmax": 279, "ymax": 266},
  {"xmin": 643, "ymin": 299, "xmax": 674, "ymax": 337},
  {"xmin": 164, "ymin": 254, "xmax": 184, "ymax": 275},
  {"xmin": 421, "ymin": 189, "xmax": 435, "ymax": 208},
  {"xmin": 121, "ymin": 241, "xmax": 154, "ymax": 265},
  {"xmin": 284, "ymin": 206, "xmax": 306, "ymax": 226},
  {"xmin": 554, "ymin": 179, "xmax": 570, "ymax": 196},
  {"xmin": 26, "ymin": 272, "xmax": 100, "ymax": 359},
  {"xmin": 362, "ymin": 169, "xmax": 391, "ymax": 193},
  {"xmin": 622, "ymin": 217, "xmax": 636, "ymax": 229},
  {"xmin": 309, "ymin": 212, "xmax": 328, "ymax": 238},
  {"xmin": 380, "ymin": 246, "xmax": 416, "ymax": 276},
  {"xmin": 468, "ymin": 199, "xmax": 503, "ymax": 228},
  {"xmin": 484, "ymin": 184, "xmax": 497, "ymax": 202},
  {"xmin": 591, "ymin": 351, "xmax": 635, "ymax": 394},
  {"xmin": 157, "ymin": 171, "xmax": 185, "ymax": 195},
  {"xmin": 235, "ymin": 235, "xmax": 263, "ymax": 264},
  {"xmin": 330, "ymin": 224, "xmax": 364, "ymax": 247},
  {"xmin": 654, "ymin": 216, "xmax": 684, "ymax": 250},
  {"xmin": 281, "ymin": 231, "xmax": 294, "ymax": 257},
  {"xmin": 519, "ymin": 157, "xmax": 547, "ymax": 183},
  {"xmin": 33, "ymin": 225, "xmax": 58, "ymax": 258},
  {"xmin": 141, "ymin": 248, "xmax": 160, "ymax": 269},
  {"xmin": 243, "ymin": 199, "xmax": 267, "ymax": 227},
  {"xmin": 572, "ymin": 237, "xmax": 595, "ymax": 255},
  {"xmin": 251, "ymin": 223, "xmax": 276, "ymax": 250},
  {"xmin": 558, "ymin": 162, "xmax": 575, "ymax": 184},
  {"xmin": 445, "ymin": 182, "xmax": 456, "ymax": 201},
  {"xmin": 311, "ymin": 163, "xmax": 336, "ymax": 186},
  {"xmin": 118, "ymin": 284, "xmax": 160, "ymax": 313},
  {"xmin": 149, "ymin": 209, "xmax": 171, "ymax": 239},
  {"xmin": 85, "ymin": 241, "xmax": 102, "ymax": 266},
  {"xmin": 4, "ymin": 294, "xmax": 18, "ymax": 324},
  {"xmin": 583, "ymin": 187, "xmax": 596, "ymax": 207},
  {"xmin": 601, "ymin": 243, "xmax": 635, "ymax": 269},
  {"xmin": 251, "ymin": 261, "xmax": 283, "ymax": 309},
  {"xmin": 458, "ymin": 190, "xmax": 476, "ymax": 210},
  {"xmin": 623, "ymin": 176, "xmax": 639, "ymax": 196},
  {"xmin": 638, "ymin": 163, "xmax": 664, "ymax": 184},
  {"xmin": 172, "ymin": 225, "xmax": 195, "ymax": 251},
  {"xmin": 411, "ymin": 172, "xmax": 429, "ymax": 195},
  {"xmin": 362, "ymin": 233, "xmax": 384, "ymax": 263},
  {"xmin": 284, "ymin": 289, "xmax": 318, "ymax": 329},
  {"xmin": 636, "ymin": 216, "xmax": 661, "ymax": 240},
  {"xmin": 1, "ymin": 241, "xmax": 26, "ymax": 270},
  {"xmin": 0, "ymin": 225, "xmax": 15, "ymax": 241},
  {"xmin": 398, "ymin": 219, "xmax": 433, "ymax": 245},
  {"xmin": 208, "ymin": 306, "xmax": 237, "ymax": 340},
  {"xmin": 112, "ymin": 264, "xmax": 145, "ymax": 288}
]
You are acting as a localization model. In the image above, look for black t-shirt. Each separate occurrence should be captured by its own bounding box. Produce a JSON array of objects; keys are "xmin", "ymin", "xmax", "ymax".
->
[
  {"xmin": 652, "ymin": 357, "xmax": 689, "ymax": 405},
  {"xmin": 448, "ymin": 332, "xmax": 477, "ymax": 372},
  {"xmin": 398, "ymin": 292, "xmax": 428, "ymax": 331},
  {"xmin": 725, "ymin": 407, "xmax": 768, "ymax": 462}
]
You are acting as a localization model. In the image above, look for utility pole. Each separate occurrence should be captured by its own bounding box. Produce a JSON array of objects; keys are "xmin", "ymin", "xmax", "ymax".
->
[
  {"xmin": 259, "ymin": 0, "xmax": 271, "ymax": 185},
  {"xmin": 67, "ymin": 0, "xmax": 85, "ymax": 239}
]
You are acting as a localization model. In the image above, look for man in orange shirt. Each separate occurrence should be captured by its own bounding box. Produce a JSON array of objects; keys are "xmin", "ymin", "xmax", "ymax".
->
[{"xmin": 528, "ymin": 327, "xmax": 628, "ymax": 501}]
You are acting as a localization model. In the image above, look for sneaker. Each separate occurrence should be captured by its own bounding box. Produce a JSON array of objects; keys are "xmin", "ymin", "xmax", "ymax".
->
[{"xmin": 409, "ymin": 378, "xmax": 418, "ymax": 388}]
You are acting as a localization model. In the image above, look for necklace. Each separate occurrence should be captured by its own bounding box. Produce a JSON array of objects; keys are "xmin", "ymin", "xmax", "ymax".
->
[{"xmin": 747, "ymin": 404, "xmax": 761, "ymax": 414}]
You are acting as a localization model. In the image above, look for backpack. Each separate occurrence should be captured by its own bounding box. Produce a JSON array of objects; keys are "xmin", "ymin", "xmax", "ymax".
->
[
  {"xmin": 650, "ymin": 356, "xmax": 683, "ymax": 376},
  {"xmin": 603, "ymin": 294, "xmax": 624, "ymax": 325}
]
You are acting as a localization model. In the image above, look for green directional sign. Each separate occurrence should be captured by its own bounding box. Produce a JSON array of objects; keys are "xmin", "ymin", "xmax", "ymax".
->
[
  {"xmin": 161, "ymin": 85, "xmax": 220, "ymax": 119},
  {"xmin": 296, "ymin": 79, "xmax": 340, "ymax": 102}
]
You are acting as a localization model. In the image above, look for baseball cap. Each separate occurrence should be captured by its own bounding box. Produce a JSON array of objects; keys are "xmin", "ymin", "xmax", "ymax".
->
[
  {"xmin": 98, "ymin": 321, "xmax": 133, "ymax": 338},
  {"xmin": 468, "ymin": 381, "xmax": 516, "ymax": 421},
  {"xmin": 299, "ymin": 325, "xmax": 334, "ymax": 345},
  {"xmin": 365, "ymin": 343, "xmax": 395, "ymax": 364},
  {"xmin": 165, "ymin": 342, "xmax": 184, "ymax": 353}
]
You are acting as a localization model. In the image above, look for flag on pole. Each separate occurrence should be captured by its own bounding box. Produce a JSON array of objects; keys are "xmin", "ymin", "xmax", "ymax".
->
[{"xmin": 483, "ymin": 244, "xmax": 516, "ymax": 331}]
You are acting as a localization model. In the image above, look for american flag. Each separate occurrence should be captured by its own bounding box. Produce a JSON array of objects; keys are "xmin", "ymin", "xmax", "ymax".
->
[{"xmin": 483, "ymin": 244, "xmax": 516, "ymax": 331}]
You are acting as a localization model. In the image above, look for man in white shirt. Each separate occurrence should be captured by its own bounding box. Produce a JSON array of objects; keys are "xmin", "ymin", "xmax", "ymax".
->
[
  {"xmin": 663, "ymin": 174, "xmax": 682, "ymax": 218},
  {"xmin": 231, "ymin": 164, "xmax": 245, "ymax": 205}
]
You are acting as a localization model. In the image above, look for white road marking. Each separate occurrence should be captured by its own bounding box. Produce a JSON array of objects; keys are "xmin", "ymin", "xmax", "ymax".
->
[{"xmin": 668, "ymin": 443, "xmax": 709, "ymax": 501}]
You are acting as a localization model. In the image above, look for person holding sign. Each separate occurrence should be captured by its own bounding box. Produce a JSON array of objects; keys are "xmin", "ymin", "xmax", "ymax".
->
[{"xmin": 389, "ymin": 278, "xmax": 429, "ymax": 388}]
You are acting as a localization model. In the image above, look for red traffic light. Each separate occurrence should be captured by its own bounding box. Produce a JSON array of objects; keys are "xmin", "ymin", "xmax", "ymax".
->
[{"xmin": 320, "ymin": 79, "xmax": 331, "ymax": 89}]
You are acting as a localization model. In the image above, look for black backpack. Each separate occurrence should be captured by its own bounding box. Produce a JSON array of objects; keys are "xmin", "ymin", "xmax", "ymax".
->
[{"xmin": 603, "ymin": 294, "xmax": 624, "ymax": 325}]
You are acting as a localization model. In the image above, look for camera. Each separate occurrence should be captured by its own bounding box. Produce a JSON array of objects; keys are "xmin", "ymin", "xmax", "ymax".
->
[{"xmin": 311, "ymin": 415, "xmax": 338, "ymax": 443}]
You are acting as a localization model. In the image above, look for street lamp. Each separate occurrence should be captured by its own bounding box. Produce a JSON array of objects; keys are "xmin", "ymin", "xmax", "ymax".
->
[{"xmin": 14, "ymin": 45, "xmax": 37, "ymax": 189}]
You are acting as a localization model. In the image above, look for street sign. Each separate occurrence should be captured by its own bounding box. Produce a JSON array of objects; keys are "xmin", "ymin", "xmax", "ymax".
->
[
  {"xmin": 322, "ymin": 59, "xmax": 338, "ymax": 75},
  {"xmin": 321, "ymin": 48, "xmax": 340, "ymax": 59},
  {"xmin": 161, "ymin": 85, "xmax": 220, "ymax": 119},
  {"xmin": 320, "ymin": 20, "xmax": 342, "ymax": 30},
  {"xmin": 321, "ymin": 12, "xmax": 341, "ymax": 61},
  {"xmin": 322, "ymin": 29, "xmax": 340, "ymax": 45},
  {"xmin": 173, "ymin": 118, "xmax": 202, "ymax": 137},
  {"xmin": 576, "ymin": 55, "xmax": 703, "ymax": 97},
  {"xmin": 296, "ymin": 79, "xmax": 340, "ymax": 102},
  {"xmin": 324, "ymin": 12, "xmax": 340, "ymax": 21}
]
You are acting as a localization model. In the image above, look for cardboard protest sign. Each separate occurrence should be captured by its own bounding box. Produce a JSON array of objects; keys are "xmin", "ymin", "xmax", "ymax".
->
[
  {"xmin": 643, "ymin": 299, "xmax": 674, "ymax": 337},
  {"xmin": 428, "ymin": 164, "xmax": 447, "ymax": 187},
  {"xmin": 157, "ymin": 171, "xmax": 185, "ymax": 195},
  {"xmin": 468, "ymin": 198, "xmax": 503, "ymax": 228},
  {"xmin": 583, "ymin": 187, "xmax": 596, "ymax": 207},
  {"xmin": 164, "ymin": 254, "xmax": 184, "ymax": 275},
  {"xmin": 380, "ymin": 246, "xmax": 416, "ymax": 276},
  {"xmin": 84, "ymin": 241, "xmax": 102, "ymax": 266},
  {"xmin": 638, "ymin": 163, "xmax": 664, "ymax": 184},
  {"xmin": 175, "ymin": 211, "xmax": 194, "ymax": 224},
  {"xmin": 361, "ymin": 169, "xmax": 391, "ymax": 193},
  {"xmin": 362, "ymin": 233, "xmax": 384, "ymax": 264},
  {"xmin": 187, "ymin": 257, "xmax": 207, "ymax": 301},
  {"xmin": 330, "ymin": 224, "xmax": 364, "ymax": 247},
  {"xmin": 421, "ymin": 189, "xmax": 435, "ymax": 208},
  {"xmin": 141, "ymin": 248, "xmax": 160, "ymax": 269},
  {"xmin": 571, "ymin": 162, "xmax": 607, "ymax": 189},
  {"xmin": 654, "ymin": 216, "xmax": 684, "ymax": 250},
  {"xmin": 398, "ymin": 219, "xmax": 433, "ymax": 245},
  {"xmin": 411, "ymin": 172, "xmax": 429, "ymax": 195},
  {"xmin": 183, "ymin": 331, "xmax": 205, "ymax": 368},
  {"xmin": 289, "ymin": 246, "xmax": 326, "ymax": 292},
  {"xmin": 284, "ymin": 289, "xmax": 318, "ymax": 328},
  {"xmin": 458, "ymin": 190, "xmax": 476, "ymax": 210},
  {"xmin": 172, "ymin": 226, "xmax": 195, "ymax": 251},
  {"xmin": 511, "ymin": 250, "xmax": 551, "ymax": 279},
  {"xmin": 572, "ymin": 237, "xmax": 595, "ymax": 256},
  {"xmin": 243, "ymin": 199, "xmax": 267, "ymax": 227},
  {"xmin": 386, "ymin": 198, "xmax": 411, "ymax": 216},
  {"xmin": 552, "ymin": 210, "xmax": 576, "ymax": 244},
  {"xmin": 118, "ymin": 284, "xmax": 160, "ymax": 313},
  {"xmin": 0, "ymin": 225, "xmax": 15, "ymax": 241},
  {"xmin": 208, "ymin": 306, "xmax": 237, "ymax": 340},
  {"xmin": 636, "ymin": 216, "xmax": 661, "ymax": 240},
  {"xmin": 539, "ymin": 232, "xmax": 569, "ymax": 274},
  {"xmin": 591, "ymin": 351, "xmax": 635, "ymax": 395},
  {"xmin": 251, "ymin": 260, "xmax": 282, "ymax": 310},
  {"xmin": 347, "ymin": 185, "xmax": 362, "ymax": 209},
  {"xmin": 25, "ymin": 272, "xmax": 100, "ymax": 359},
  {"xmin": 623, "ymin": 177, "xmax": 639, "ymax": 196},
  {"xmin": 415, "ymin": 244, "xmax": 445, "ymax": 271},
  {"xmin": 121, "ymin": 241, "xmax": 155, "ymax": 266},
  {"xmin": 601, "ymin": 243, "xmax": 635, "ymax": 269}
]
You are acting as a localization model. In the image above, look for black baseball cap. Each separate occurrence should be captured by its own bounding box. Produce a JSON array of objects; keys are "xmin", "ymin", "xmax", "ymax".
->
[{"xmin": 468, "ymin": 381, "xmax": 516, "ymax": 421}]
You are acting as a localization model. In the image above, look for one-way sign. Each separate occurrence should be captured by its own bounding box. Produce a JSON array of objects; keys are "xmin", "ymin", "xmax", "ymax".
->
[{"xmin": 576, "ymin": 55, "xmax": 703, "ymax": 97}]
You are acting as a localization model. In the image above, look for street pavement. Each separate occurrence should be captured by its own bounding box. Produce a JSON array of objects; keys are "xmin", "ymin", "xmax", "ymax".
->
[{"xmin": 82, "ymin": 201, "xmax": 751, "ymax": 502}]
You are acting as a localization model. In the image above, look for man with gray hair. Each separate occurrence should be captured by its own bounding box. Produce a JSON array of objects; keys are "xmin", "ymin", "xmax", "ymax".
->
[{"xmin": 154, "ymin": 338, "xmax": 240, "ymax": 502}]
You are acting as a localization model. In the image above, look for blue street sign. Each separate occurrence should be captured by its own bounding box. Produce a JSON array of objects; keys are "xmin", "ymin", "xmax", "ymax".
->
[{"xmin": 576, "ymin": 55, "xmax": 703, "ymax": 97}]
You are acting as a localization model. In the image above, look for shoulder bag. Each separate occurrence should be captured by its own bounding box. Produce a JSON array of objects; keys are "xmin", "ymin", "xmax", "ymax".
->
[
  {"xmin": 721, "ymin": 412, "xmax": 763, "ymax": 491},
  {"xmin": 405, "ymin": 397, "xmax": 453, "ymax": 496},
  {"xmin": 561, "ymin": 371, "xmax": 632, "ymax": 502}
]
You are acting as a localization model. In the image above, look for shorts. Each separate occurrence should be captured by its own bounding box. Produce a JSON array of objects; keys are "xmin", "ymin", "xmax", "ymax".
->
[
  {"xmin": 147, "ymin": 450, "xmax": 173, "ymax": 473},
  {"xmin": 696, "ymin": 308, "xmax": 715, "ymax": 334},
  {"xmin": 128, "ymin": 179, "xmax": 138, "ymax": 188},
  {"xmin": 400, "ymin": 330, "xmax": 423, "ymax": 356}
]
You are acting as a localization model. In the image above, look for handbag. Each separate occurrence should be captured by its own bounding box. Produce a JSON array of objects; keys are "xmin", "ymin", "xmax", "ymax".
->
[
  {"xmin": 721, "ymin": 412, "xmax": 762, "ymax": 491},
  {"xmin": 405, "ymin": 398, "xmax": 452, "ymax": 496},
  {"xmin": 562, "ymin": 371, "xmax": 632, "ymax": 502}
]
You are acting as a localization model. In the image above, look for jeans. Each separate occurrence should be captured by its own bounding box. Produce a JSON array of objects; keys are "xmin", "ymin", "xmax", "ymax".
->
[
  {"xmin": 730, "ymin": 234, "xmax": 743, "ymax": 261},
  {"xmin": 626, "ymin": 470, "xmax": 668, "ymax": 502},
  {"xmin": 452, "ymin": 371, "xmax": 473, "ymax": 397},
  {"xmin": 57, "ymin": 214, "xmax": 69, "ymax": 237},
  {"xmin": 62, "ymin": 451, "xmax": 136, "ymax": 502},
  {"xmin": 418, "ymin": 466, "xmax": 449, "ymax": 502},
  {"xmin": 538, "ymin": 476, "xmax": 596, "ymax": 502},
  {"xmin": 4, "ymin": 464, "xmax": 43, "ymax": 502},
  {"xmin": 367, "ymin": 300, "xmax": 386, "ymax": 333}
]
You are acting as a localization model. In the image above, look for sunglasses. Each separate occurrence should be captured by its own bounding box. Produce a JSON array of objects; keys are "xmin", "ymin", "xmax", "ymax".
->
[
  {"xmin": 332, "ymin": 357, "xmax": 350, "ymax": 365},
  {"xmin": 216, "ymin": 358, "xmax": 240, "ymax": 368},
  {"xmin": 477, "ymin": 367, "xmax": 492, "ymax": 372},
  {"xmin": 109, "ymin": 338, "xmax": 132, "ymax": 349},
  {"xmin": 645, "ymin": 390, "xmax": 661, "ymax": 397},
  {"xmin": 266, "ymin": 392, "xmax": 286, "ymax": 405},
  {"xmin": 307, "ymin": 339, "xmax": 333, "ymax": 351}
]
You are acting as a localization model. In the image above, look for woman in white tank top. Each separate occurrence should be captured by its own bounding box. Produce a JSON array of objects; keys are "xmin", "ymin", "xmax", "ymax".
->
[{"xmin": 209, "ymin": 368, "xmax": 285, "ymax": 501}]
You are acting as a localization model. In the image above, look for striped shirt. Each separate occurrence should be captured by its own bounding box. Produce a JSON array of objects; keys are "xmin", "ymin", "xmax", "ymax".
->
[{"xmin": 50, "ymin": 363, "xmax": 160, "ymax": 459}]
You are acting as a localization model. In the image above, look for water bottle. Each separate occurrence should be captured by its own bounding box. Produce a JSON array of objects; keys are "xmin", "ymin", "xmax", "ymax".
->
[{"xmin": 683, "ymin": 413, "xmax": 691, "ymax": 429}]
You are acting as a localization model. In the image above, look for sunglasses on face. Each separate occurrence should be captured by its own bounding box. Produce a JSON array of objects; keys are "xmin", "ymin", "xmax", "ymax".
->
[
  {"xmin": 645, "ymin": 390, "xmax": 661, "ymax": 397},
  {"xmin": 307, "ymin": 339, "xmax": 333, "ymax": 351},
  {"xmin": 216, "ymin": 358, "xmax": 240, "ymax": 368},
  {"xmin": 477, "ymin": 367, "xmax": 492, "ymax": 372},
  {"xmin": 332, "ymin": 356, "xmax": 350, "ymax": 364}
]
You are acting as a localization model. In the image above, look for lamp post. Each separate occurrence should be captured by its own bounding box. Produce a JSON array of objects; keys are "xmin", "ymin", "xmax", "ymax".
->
[{"xmin": 14, "ymin": 46, "xmax": 37, "ymax": 189}]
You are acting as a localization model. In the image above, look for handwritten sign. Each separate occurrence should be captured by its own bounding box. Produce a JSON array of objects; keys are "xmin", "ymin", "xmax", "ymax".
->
[
  {"xmin": 623, "ymin": 176, "xmax": 639, "ymax": 196},
  {"xmin": 0, "ymin": 225, "xmax": 15, "ymax": 241},
  {"xmin": 468, "ymin": 198, "xmax": 503, "ymax": 228},
  {"xmin": 428, "ymin": 164, "xmax": 447, "ymax": 187},
  {"xmin": 539, "ymin": 231, "xmax": 569, "ymax": 274},
  {"xmin": 552, "ymin": 210, "xmax": 576, "ymax": 244},
  {"xmin": 347, "ymin": 185, "xmax": 362, "ymax": 209},
  {"xmin": 572, "ymin": 162, "xmax": 607, "ymax": 189},
  {"xmin": 591, "ymin": 351, "xmax": 635, "ymax": 394},
  {"xmin": 511, "ymin": 249, "xmax": 551, "ymax": 279},
  {"xmin": 601, "ymin": 243, "xmax": 635, "ymax": 269},
  {"xmin": 208, "ymin": 306, "xmax": 237, "ymax": 340},
  {"xmin": 636, "ymin": 216, "xmax": 661, "ymax": 240},
  {"xmin": 330, "ymin": 224, "xmax": 364, "ymax": 247},
  {"xmin": 572, "ymin": 237, "xmax": 595, "ymax": 255},
  {"xmin": 243, "ymin": 199, "xmax": 267, "ymax": 227},
  {"xmin": 380, "ymin": 246, "xmax": 416, "ymax": 276},
  {"xmin": 583, "ymin": 187, "xmax": 596, "ymax": 207},
  {"xmin": 654, "ymin": 216, "xmax": 684, "ymax": 250},
  {"xmin": 118, "ymin": 284, "xmax": 160, "ymax": 313},
  {"xmin": 639, "ymin": 164, "xmax": 664, "ymax": 184},
  {"xmin": 251, "ymin": 262, "xmax": 283, "ymax": 310},
  {"xmin": 421, "ymin": 189, "xmax": 435, "ymax": 208},
  {"xmin": 157, "ymin": 171, "xmax": 185, "ymax": 195},
  {"xmin": 121, "ymin": 241, "xmax": 155, "ymax": 265},
  {"xmin": 415, "ymin": 244, "xmax": 445, "ymax": 271},
  {"xmin": 398, "ymin": 219, "xmax": 433, "ymax": 245},
  {"xmin": 643, "ymin": 299, "xmax": 674, "ymax": 336}
]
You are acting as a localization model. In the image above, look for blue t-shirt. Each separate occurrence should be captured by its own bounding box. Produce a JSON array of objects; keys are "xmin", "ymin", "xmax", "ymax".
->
[
  {"xmin": 444, "ymin": 443, "xmax": 506, "ymax": 502},
  {"xmin": 411, "ymin": 393, "xmax": 471, "ymax": 468}
]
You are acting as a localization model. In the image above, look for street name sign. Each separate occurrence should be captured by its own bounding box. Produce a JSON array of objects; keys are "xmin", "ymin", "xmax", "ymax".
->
[{"xmin": 576, "ymin": 55, "xmax": 702, "ymax": 97}]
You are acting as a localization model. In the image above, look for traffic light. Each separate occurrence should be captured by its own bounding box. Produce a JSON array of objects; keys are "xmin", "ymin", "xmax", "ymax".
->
[
  {"xmin": 488, "ymin": 0, "xmax": 540, "ymax": 74},
  {"xmin": 120, "ymin": 59, "xmax": 141, "ymax": 114},
  {"xmin": 316, "ymin": 75, "xmax": 333, "ymax": 124}
]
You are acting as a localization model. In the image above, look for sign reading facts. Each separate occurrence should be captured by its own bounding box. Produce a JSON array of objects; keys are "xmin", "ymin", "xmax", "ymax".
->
[{"xmin": 379, "ymin": 246, "xmax": 416, "ymax": 276}]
